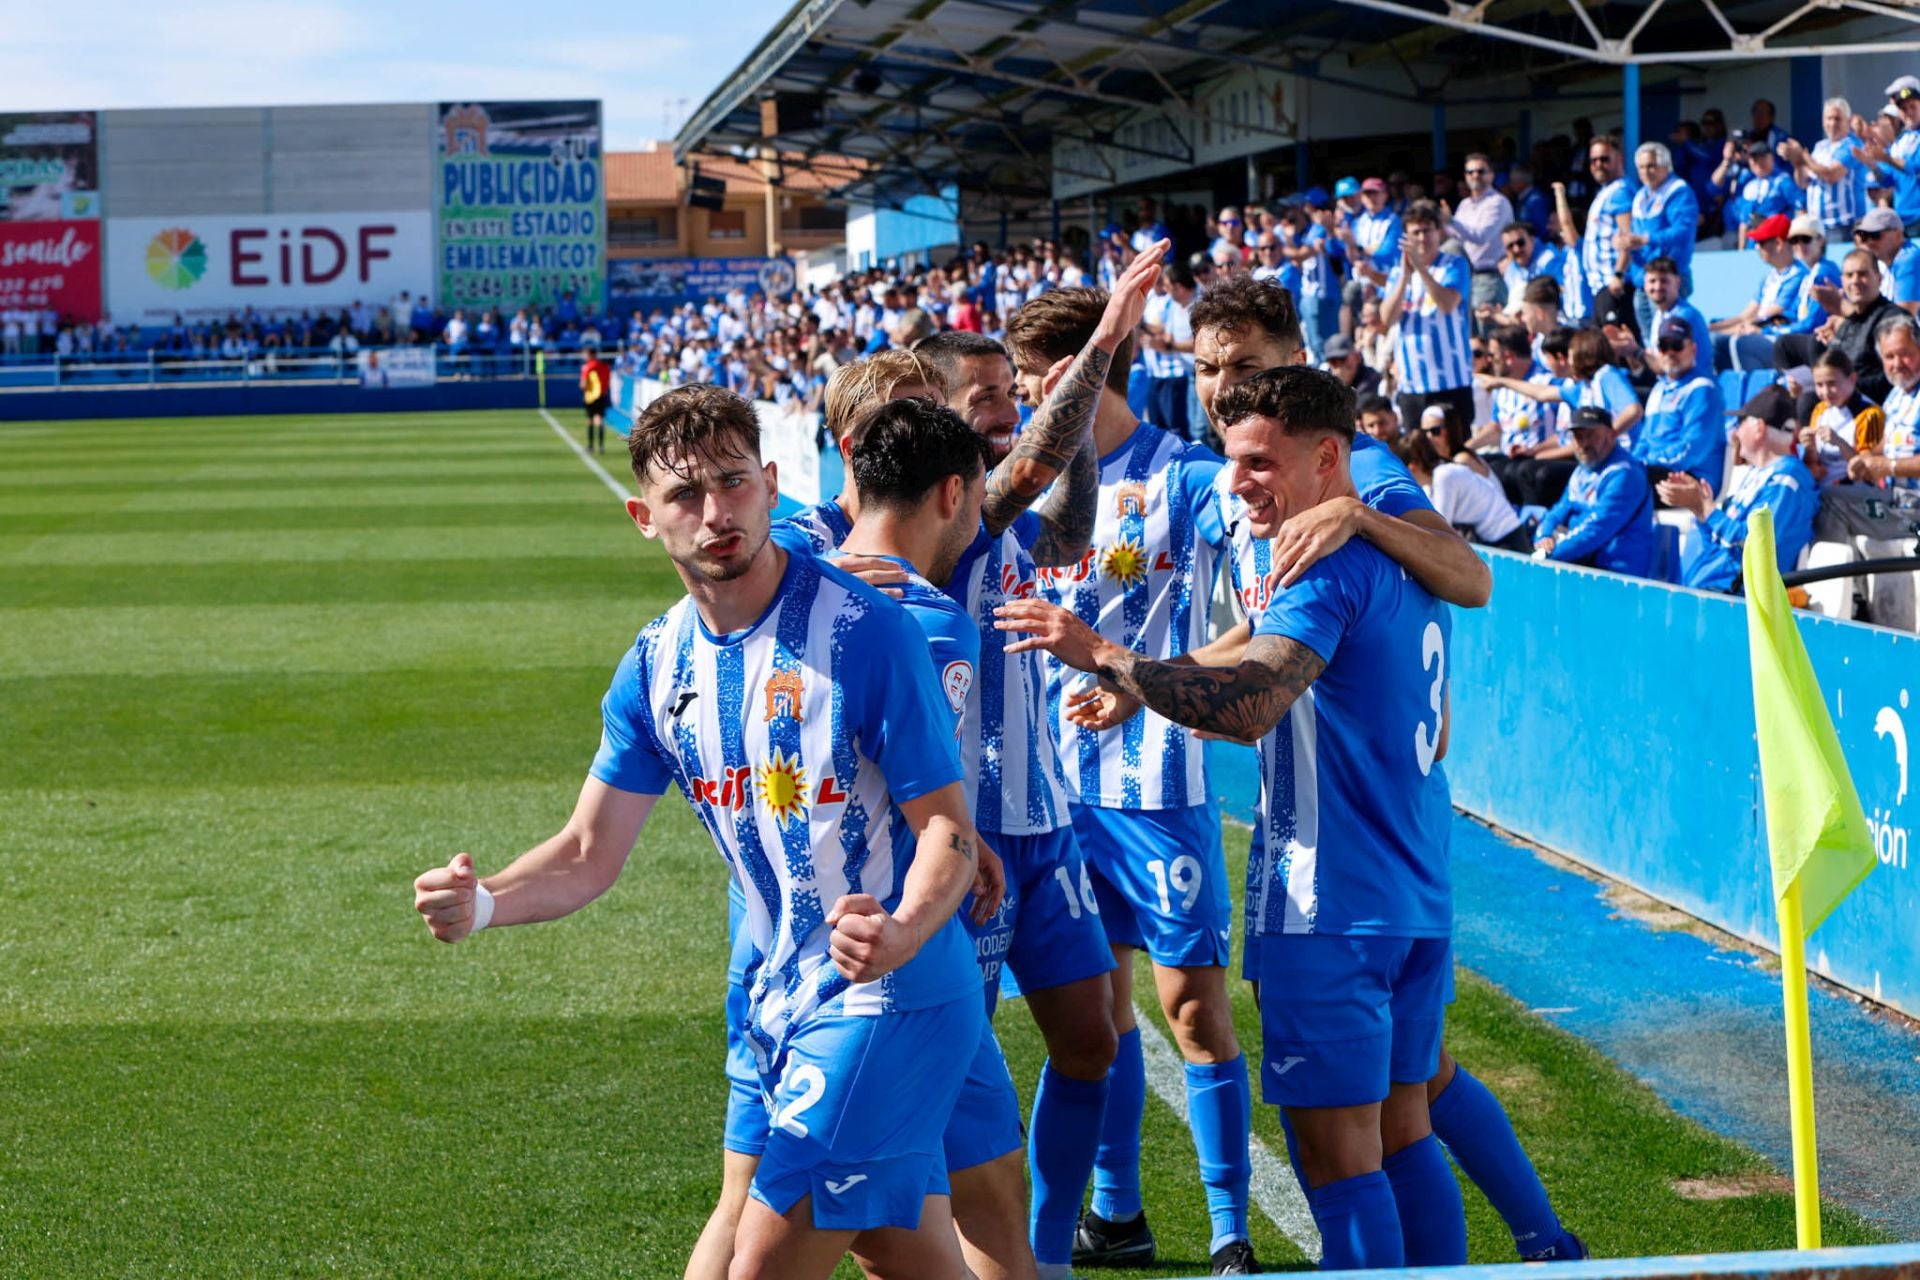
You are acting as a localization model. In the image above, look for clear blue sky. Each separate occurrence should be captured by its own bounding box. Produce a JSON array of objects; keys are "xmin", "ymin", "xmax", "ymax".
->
[{"xmin": 0, "ymin": 0, "xmax": 798, "ymax": 150}]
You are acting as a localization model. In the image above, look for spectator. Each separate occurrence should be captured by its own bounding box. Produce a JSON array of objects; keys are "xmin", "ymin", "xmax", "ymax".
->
[
  {"xmin": 1494, "ymin": 221, "xmax": 1561, "ymax": 323},
  {"xmin": 1450, "ymin": 151, "xmax": 1515, "ymax": 322},
  {"xmin": 1749, "ymin": 98, "xmax": 1790, "ymax": 153},
  {"xmin": 1470, "ymin": 324, "xmax": 1554, "ymax": 498},
  {"xmin": 1626, "ymin": 142, "xmax": 1701, "ymax": 337},
  {"xmin": 1320, "ymin": 332, "xmax": 1382, "ymax": 399},
  {"xmin": 1709, "ymin": 213, "xmax": 1804, "ymax": 371},
  {"xmin": 1796, "ymin": 348, "xmax": 1884, "ymax": 487},
  {"xmin": 1658, "ymin": 386, "xmax": 1817, "ymax": 592},
  {"xmin": 1847, "ymin": 315, "xmax": 1920, "ymax": 488},
  {"xmin": 1141, "ymin": 261, "xmax": 1196, "ymax": 438},
  {"xmin": 1356, "ymin": 393, "xmax": 1401, "ymax": 442},
  {"xmin": 1639, "ymin": 255, "xmax": 1713, "ymax": 380},
  {"xmin": 1383, "ymin": 198, "xmax": 1476, "ymax": 433},
  {"xmin": 442, "ymin": 308, "xmax": 469, "ymax": 356},
  {"xmin": 1860, "ymin": 77, "xmax": 1920, "ymax": 236},
  {"xmin": 1211, "ymin": 205, "xmax": 1248, "ymax": 258},
  {"xmin": 1853, "ymin": 204, "xmax": 1920, "ymax": 312},
  {"xmin": 888, "ymin": 307, "xmax": 936, "ymax": 349},
  {"xmin": 1780, "ymin": 97, "xmax": 1868, "ymax": 237},
  {"xmin": 1780, "ymin": 217, "xmax": 1841, "ymax": 352},
  {"xmin": 1395, "ymin": 427, "xmax": 1531, "ymax": 551},
  {"xmin": 1558, "ymin": 137, "xmax": 1633, "ymax": 324},
  {"xmin": 1479, "ymin": 326, "xmax": 1642, "ymax": 437},
  {"xmin": 1634, "ymin": 318, "xmax": 1727, "ymax": 488},
  {"xmin": 1338, "ymin": 176, "xmax": 1404, "ymax": 303},
  {"xmin": 1534, "ymin": 405, "xmax": 1657, "ymax": 576},
  {"xmin": 1130, "ymin": 196, "xmax": 1173, "ymax": 257},
  {"xmin": 1775, "ymin": 247, "xmax": 1906, "ymax": 402},
  {"xmin": 1727, "ymin": 138, "xmax": 1802, "ymax": 246},
  {"xmin": 1508, "ymin": 162, "xmax": 1551, "ymax": 240},
  {"xmin": 1296, "ymin": 192, "xmax": 1339, "ymax": 358}
]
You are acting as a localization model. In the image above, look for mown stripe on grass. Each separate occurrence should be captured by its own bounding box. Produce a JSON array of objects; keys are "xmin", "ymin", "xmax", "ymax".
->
[
  {"xmin": 0, "ymin": 600, "xmax": 670, "ymax": 678},
  {"xmin": 4, "ymin": 481, "xmax": 605, "ymax": 517},
  {"xmin": 0, "ymin": 456, "xmax": 612, "ymax": 488},
  {"xmin": 0, "ymin": 557, "xmax": 683, "ymax": 609},
  {"xmin": 2, "ymin": 523, "xmax": 639, "ymax": 566},
  {"xmin": 0, "ymin": 667, "xmax": 625, "ymax": 790},
  {"xmin": 0, "ymin": 500, "xmax": 625, "ymax": 536},
  {"xmin": 1, "ymin": 467, "xmax": 620, "ymax": 497}
]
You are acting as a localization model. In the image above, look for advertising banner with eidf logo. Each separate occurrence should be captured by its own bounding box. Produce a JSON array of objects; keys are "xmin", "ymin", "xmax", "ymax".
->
[
  {"xmin": 106, "ymin": 212, "xmax": 432, "ymax": 325},
  {"xmin": 437, "ymin": 100, "xmax": 604, "ymax": 313},
  {"xmin": 0, "ymin": 110, "xmax": 102, "ymax": 322}
]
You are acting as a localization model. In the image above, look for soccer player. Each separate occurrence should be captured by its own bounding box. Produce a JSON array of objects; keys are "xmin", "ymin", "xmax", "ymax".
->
[
  {"xmin": 998, "ymin": 366, "xmax": 1463, "ymax": 1270},
  {"xmin": 1088, "ymin": 277, "xmax": 1583, "ymax": 1264},
  {"xmin": 579, "ymin": 344, "xmax": 612, "ymax": 454},
  {"xmin": 781, "ymin": 350, "xmax": 952, "ymax": 552},
  {"xmin": 917, "ymin": 248, "xmax": 1168, "ymax": 1279},
  {"xmin": 414, "ymin": 385, "xmax": 993, "ymax": 1280},
  {"xmin": 1004, "ymin": 284, "xmax": 1253, "ymax": 1274}
]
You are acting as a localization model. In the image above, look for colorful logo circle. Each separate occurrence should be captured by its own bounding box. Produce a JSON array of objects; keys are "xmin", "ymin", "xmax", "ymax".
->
[{"xmin": 145, "ymin": 228, "xmax": 207, "ymax": 291}]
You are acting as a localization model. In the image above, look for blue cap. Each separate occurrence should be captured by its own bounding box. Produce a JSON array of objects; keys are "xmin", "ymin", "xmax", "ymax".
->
[
  {"xmin": 1304, "ymin": 185, "xmax": 1331, "ymax": 208},
  {"xmin": 1100, "ymin": 223, "xmax": 1122, "ymax": 238},
  {"xmin": 1334, "ymin": 176, "xmax": 1361, "ymax": 199}
]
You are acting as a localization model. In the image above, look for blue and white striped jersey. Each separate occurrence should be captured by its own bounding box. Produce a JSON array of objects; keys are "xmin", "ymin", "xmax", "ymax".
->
[
  {"xmin": 1353, "ymin": 209, "xmax": 1403, "ymax": 272},
  {"xmin": 1387, "ymin": 252, "xmax": 1474, "ymax": 394},
  {"xmin": 1884, "ymin": 381, "xmax": 1920, "ymax": 490},
  {"xmin": 946, "ymin": 512, "xmax": 1074, "ymax": 835},
  {"xmin": 1493, "ymin": 384, "xmax": 1549, "ymax": 452},
  {"xmin": 1036, "ymin": 423, "xmax": 1227, "ymax": 809},
  {"xmin": 1810, "ymin": 136, "xmax": 1868, "ymax": 230},
  {"xmin": 778, "ymin": 498, "xmax": 854, "ymax": 554},
  {"xmin": 591, "ymin": 550, "xmax": 977, "ymax": 1077},
  {"xmin": 1581, "ymin": 177, "xmax": 1635, "ymax": 293}
]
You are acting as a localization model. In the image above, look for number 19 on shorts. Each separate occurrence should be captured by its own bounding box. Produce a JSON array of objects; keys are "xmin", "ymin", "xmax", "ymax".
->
[{"xmin": 1146, "ymin": 855, "xmax": 1202, "ymax": 914}]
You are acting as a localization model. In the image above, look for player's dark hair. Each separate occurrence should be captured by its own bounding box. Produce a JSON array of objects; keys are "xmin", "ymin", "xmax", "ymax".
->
[
  {"xmin": 1356, "ymin": 394, "xmax": 1396, "ymax": 421},
  {"xmin": 1646, "ymin": 255, "xmax": 1682, "ymax": 277},
  {"xmin": 913, "ymin": 330, "xmax": 1010, "ymax": 389},
  {"xmin": 1212, "ymin": 366, "xmax": 1355, "ymax": 443},
  {"xmin": 849, "ymin": 397, "xmax": 993, "ymax": 512},
  {"xmin": 627, "ymin": 383, "xmax": 760, "ymax": 485},
  {"xmin": 1189, "ymin": 276, "xmax": 1302, "ymax": 357},
  {"xmin": 1003, "ymin": 287, "xmax": 1132, "ymax": 393}
]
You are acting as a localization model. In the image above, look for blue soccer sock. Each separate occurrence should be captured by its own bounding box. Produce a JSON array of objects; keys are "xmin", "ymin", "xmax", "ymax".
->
[
  {"xmin": 1185, "ymin": 1055, "xmax": 1252, "ymax": 1252},
  {"xmin": 1382, "ymin": 1133, "xmax": 1468, "ymax": 1265},
  {"xmin": 1029, "ymin": 1061, "xmax": 1110, "ymax": 1265},
  {"xmin": 1090, "ymin": 1026, "xmax": 1145, "ymax": 1222},
  {"xmin": 1428, "ymin": 1063, "xmax": 1563, "ymax": 1256},
  {"xmin": 1307, "ymin": 1170, "xmax": 1404, "ymax": 1270}
]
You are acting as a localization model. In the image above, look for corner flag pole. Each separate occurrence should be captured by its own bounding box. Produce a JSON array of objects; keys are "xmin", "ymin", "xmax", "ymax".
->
[
  {"xmin": 536, "ymin": 348, "xmax": 547, "ymax": 409},
  {"xmin": 1778, "ymin": 880, "xmax": 1821, "ymax": 1248}
]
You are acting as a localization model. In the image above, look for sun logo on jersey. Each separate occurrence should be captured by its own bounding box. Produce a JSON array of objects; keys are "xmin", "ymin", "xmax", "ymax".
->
[
  {"xmin": 756, "ymin": 748, "xmax": 810, "ymax": 826},
  {"xmin": 763, "ymin": 669, "xmax": 805, "ymax": 723},
  {"xmin": 1101, "ymin": 536, "xmax": 1149, "ymax": 586},
  {"xmin": 1114, "ymin": 481, "xmax": 1147, "ymax": 518}
]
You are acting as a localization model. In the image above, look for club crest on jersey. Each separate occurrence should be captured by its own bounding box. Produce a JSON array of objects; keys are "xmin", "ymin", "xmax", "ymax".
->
[
  {"xmin": 762, "ymin": 669, "xmax": 805, "ymax": 723},
  {"xmin": 1114, "ymin": 481, "xmax": 1148, "ymax": 518},
  {"xmin": 1101, "ymin": 535, "xmax": 1149, "ymax": 586}
]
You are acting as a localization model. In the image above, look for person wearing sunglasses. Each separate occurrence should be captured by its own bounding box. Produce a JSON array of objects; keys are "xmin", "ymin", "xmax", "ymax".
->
[
  {"xmin": 1211, "ymin": 205, "xmax": 1249, "ymax": 262},
  {"xmin": 1571, "ymin": 137, "xmax": 1636, "ymax": 322},
  {"xmin": 1708, "ymin": 213, "xmax": 1805, "ymax": 371},
  {"xmin": 1727, "ymin": 139, "xmax": 1803, "ymax": 250},
  {"xmin": 1446, "ymin": 152, "xmax": 1515, "ymax": 325},
  {"xmin": 1847, "ymin": 204, "xmax": 1920, "ymax": 314},
  {"xmin": 1493, "ymin": 222, "xmax": 1561, "ymax": 324},
  {"xmin": 1634, "ymin": 318, "xmax": 1728, "ymax": 492},
  {"xmin": 1783, "ymin": 215, "xmax": 1842, "ymax": 340}
]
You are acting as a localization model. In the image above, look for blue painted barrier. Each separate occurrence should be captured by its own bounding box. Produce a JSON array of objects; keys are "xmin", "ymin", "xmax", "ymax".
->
[
  {"xmin": 0, "ymin": 379, "xmax": 545, "ymax": 421},
  {"xmin": 1449, "ymin": 552, "xmax": 1920, "ymax": 1018}
]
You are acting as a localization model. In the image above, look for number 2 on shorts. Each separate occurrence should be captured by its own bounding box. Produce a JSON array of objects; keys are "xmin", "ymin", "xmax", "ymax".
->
[{"xmin": 772, "ymin": 1064, "xmax": 826, "ymax": 1138}]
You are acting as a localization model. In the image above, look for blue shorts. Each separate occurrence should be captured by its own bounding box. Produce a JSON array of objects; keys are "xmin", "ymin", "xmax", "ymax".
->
[
  {"xmin": 967, "ymin": 826, "xmax": 1115, "ymax": 1008},
  {"xmin": 944, "ymin": 1023, "xmax": 1026, "ymax": 1173},
  {"xmin": 751, "ymin": 997, "xmax": 981, "ymax": 1231},
  {"xmin": 1255, "ymin": 934, "xmax": 1451, "ymax": 1109},
  {"xmin": 1074, "ymin": 801, "xmax": 1231, "ymax": 969},
  {"xmin": 723, "ymin": 980, "xmax": 769, "ymax": 1156}
]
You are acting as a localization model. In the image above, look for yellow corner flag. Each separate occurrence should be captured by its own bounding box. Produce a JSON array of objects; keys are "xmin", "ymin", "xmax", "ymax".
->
[{"xmin": 1743, "ymin": 504, "xmax": 1877, "ymax": 1249}]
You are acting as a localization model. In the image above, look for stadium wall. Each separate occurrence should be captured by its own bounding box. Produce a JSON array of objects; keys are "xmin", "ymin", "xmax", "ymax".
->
[
  {"xmin": 0, "ymin": 380, "xmax": 543, "ymax": 420},
  {"xmin": 1448, "ymin": 552, "xmax": 1920, "ymax": 1018}
]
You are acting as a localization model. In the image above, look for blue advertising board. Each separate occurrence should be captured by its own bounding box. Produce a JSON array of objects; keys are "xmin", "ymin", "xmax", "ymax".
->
[
  {"xmin": 608, "ymin": 255, "xmax": 796, "ymax": 315},
  {"xmin": 1448, "ymin": 552, "xmax": 1920, "ymax": 1017}
]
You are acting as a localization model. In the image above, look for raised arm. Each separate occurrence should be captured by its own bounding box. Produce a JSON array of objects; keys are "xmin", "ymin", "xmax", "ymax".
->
[
  {"xmin": 413, "ymin": 777, "xmax": 658, "ymax": 942},
  {"xmin": 981, "ymin": 236, "xmax": 1167, "ymax": 551}
]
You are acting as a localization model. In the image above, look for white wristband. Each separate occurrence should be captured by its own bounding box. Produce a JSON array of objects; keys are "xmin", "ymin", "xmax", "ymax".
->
[{"xmin": 471, "ymin": 883, "xmax": 496, "ymax": 935}]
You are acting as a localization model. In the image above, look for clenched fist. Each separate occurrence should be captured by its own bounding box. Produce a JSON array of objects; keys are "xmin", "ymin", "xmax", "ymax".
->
[{"xmin": 414, "ymin": 851, "xmax": 489, "ymax": 943}]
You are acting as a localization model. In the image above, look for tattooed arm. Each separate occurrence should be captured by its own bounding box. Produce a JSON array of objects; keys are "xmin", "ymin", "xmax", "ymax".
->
[
  {"xmin": 830, "ymin": 780, "xmax": 982, "ymax": 982},
  {"xmin": 995, "ymin": 599, "xmax": 1324, "ymax": 745},
  {"xmin": 1095, "ymin": 634, "xmax": 1324, "ymax": 746},
  {"xmin": 981, "ymin": 237, "xmax": 1169, "ymax": 548}
]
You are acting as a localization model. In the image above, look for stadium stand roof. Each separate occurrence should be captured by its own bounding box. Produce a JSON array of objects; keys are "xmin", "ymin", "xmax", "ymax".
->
[{"xmin": 674, "ymin": 0, "xmax": 1920, "ymax": 202}]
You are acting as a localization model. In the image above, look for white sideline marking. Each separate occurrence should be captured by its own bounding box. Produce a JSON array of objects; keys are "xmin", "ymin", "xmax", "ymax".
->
[
  {"xmin": 1133, "ymin": 1010, "xmax": 1322, "ymax": 1261},
  {"xmin": 539, "ymin": 407, "xmax": 631, "ymax": 501}
]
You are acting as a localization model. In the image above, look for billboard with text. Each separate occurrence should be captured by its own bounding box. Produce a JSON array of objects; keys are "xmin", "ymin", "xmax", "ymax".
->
[
  {"xmin": 1, "ymin": 110, "xmax": 102, "ymax": 320},
  {"xmin": 437, "ymin": 100, "xmax": 603, "ymax": 312},
  {"xmin": 106, "ymin": 212, "xmax": 432, "ymax": 324},
  {"xmin": 608, "ymin": 256, "xmax": 795, "ymax": 314}
]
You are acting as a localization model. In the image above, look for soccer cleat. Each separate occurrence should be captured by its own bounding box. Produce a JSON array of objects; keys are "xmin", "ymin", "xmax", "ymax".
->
[
  {"xmin": 1522, "ymin": 1230, "xmax": 1589, "ymax": 1262},
  {"xmin": 1072, "ymin": 1208, "xmax": 1157, "ymax": 1268},
  {"xmin": 1211, "ymin": 1238, "xmax": 1260, "ymax": 1274}
]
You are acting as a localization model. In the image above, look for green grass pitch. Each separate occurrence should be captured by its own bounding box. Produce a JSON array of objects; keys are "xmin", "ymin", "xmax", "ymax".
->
[{"xmin": 0, "ymin": 409, "xmax": 1886, "ymax": 1276}]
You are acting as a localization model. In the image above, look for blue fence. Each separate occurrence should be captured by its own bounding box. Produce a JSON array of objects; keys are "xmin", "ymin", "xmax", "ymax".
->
[{"xmin": 1448, "ymin": 552, "xmax": 1920, "ymax": 1018}]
